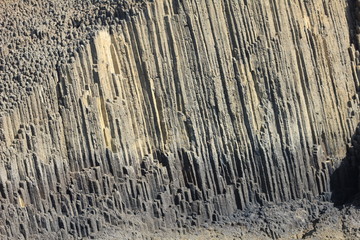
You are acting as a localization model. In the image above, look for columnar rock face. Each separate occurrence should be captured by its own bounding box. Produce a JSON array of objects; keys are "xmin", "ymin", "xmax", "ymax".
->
[{"xmin": 0, "ymin": 0, "xmax": 359, "ymax": 239}]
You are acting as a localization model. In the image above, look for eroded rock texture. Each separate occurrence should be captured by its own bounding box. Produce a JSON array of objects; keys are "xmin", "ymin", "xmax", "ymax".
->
[{"xmin": 0, "ymin": 0, "xmax": 360, "ymax": 239}]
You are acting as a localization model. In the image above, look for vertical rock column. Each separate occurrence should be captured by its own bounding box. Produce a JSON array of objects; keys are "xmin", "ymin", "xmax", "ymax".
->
[{"xmin": 0, "ymin": 0, "xmax": 359, "ymax": 239}]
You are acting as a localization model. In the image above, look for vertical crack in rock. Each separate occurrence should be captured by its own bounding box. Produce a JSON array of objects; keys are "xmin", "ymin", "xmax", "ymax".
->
[
  {"xmin": 331, "ymin": 125, "xmax": 360, "ymax": 206},
  {"xmin": 329, "ymin": 0, "xmax": 360, "ymax": 207}
]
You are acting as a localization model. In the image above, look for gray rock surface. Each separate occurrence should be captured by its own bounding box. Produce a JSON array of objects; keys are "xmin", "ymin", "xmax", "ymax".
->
[
  {"xmin": 1, "ymin": 0, "xmax": 360, "ymax": 239},
  {"xmin": 92, "ymin": 198, "xmax": 360, "ymax": 239}
]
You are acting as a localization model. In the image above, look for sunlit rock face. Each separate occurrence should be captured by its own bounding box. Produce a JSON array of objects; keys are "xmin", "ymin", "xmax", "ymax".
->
[{"xmin": 0, "ymin": 0, "xmax": 360, "ymax": 239}]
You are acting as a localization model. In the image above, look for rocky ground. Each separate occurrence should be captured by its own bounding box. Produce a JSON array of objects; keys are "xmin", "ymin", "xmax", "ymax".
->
[{"xmin": 92, "ymin": 199, "xmax": 360, "ymax": 240}]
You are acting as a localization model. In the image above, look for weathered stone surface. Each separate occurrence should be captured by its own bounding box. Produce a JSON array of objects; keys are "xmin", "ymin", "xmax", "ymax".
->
[{"xmin": 1, "ymin": 0, "xmax": 360, "ymax": 239}]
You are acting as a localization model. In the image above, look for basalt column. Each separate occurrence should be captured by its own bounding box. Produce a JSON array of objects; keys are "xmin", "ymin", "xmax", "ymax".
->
[{"xmin": 0, "ymin": 0, "xmax": 359, "ymax": 239}]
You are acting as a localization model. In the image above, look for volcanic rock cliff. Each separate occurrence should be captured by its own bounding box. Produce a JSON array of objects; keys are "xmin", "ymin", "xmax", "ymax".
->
[{"xmin": 1, "ymin": 0, "xmax": 360, "ymax": 239}]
